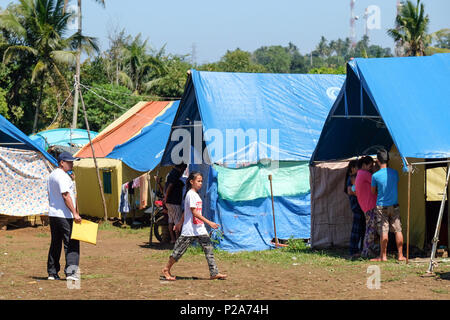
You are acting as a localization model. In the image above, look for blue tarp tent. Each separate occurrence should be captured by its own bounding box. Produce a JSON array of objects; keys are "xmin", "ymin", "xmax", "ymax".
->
[
  {"xmin": 0, "ymin": 115, "xmax": 57, "ymax": 165},
  {"xmin": 309, "ymin": 54, "xmax": 450, "ymax": 250},
  {"xmin": 106, "ymin": 101, "xmax": 180, "ymax": 172},
  {"xmin": 161, "ymin": 70, "xmax": 345, "ymax": 252},
  {"xmin": 29, "ymin": 128, "xmax": 99, "ymax": 150},
  {"xmin": 311, "ymin": 53, "xmax": 450, "ymax": 164}
]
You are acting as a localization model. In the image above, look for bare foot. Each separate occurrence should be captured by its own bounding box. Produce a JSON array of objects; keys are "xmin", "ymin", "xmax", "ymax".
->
[
  {"xmin": 397, "ymin": 256, "xmax": 407, "ymax": 261},
  {"xmin": 162, "ymin": 268, "xmax": 176, "ymax": 281},
  {"xmin": 210, "ymin": 273, "xmax": 227, "ymax": 280},
  {"xmin": 370, "ymin": 256, "xmax": 388, "ymax": 262}
]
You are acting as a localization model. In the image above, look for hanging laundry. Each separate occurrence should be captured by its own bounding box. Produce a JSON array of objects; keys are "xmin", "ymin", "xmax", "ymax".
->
[
  {"xmin": 119, "ymin": 183, "xmax": 130, "ymax": 214},
  {"xmin": 132, "ymin": 177, "xmax": 140, "ymax": 189},
  {"xmin": 139, "ymin": 173, "xmax": 149, "ymax": 209}
]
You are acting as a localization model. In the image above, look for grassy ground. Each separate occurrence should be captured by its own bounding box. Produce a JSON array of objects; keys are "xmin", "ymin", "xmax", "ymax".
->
[{"xmin": 0, "ymin": 223, "xmax": 449, "ymax": 300}]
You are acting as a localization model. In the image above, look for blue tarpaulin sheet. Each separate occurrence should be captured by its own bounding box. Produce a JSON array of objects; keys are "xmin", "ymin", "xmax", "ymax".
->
[
  {"xmin": 29, "ymin": 128, "xmax": 99, "ymax": 149},
  {"xmin": 106, "ymin": 101, "xmax": 180, "ymax": 172},
  {"xmin": 312, "ymin": 54, "xmax": 450, "ymax": 163},
  {"xmin": 161, "ymin": 71, "xmax": 345, "ymax": 166},
  {"xmin": 0, "ymin": 114, "xmax": 57, "ymax": 165}
]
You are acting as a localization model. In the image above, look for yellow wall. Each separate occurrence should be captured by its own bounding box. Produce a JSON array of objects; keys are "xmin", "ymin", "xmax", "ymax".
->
[
  {"xmin": 74, "ymin": 158, "xmax": 124, "ymax": 219},
  {"xmin": 73, "ymin": 158, "xmax": 172, "ymax": 219},
  {"xmin": 389, "ymin": 146, "xmax": 426, "ymax": 249}
]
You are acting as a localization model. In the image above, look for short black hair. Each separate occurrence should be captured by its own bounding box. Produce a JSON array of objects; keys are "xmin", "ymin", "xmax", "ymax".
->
[
  {"xmin": 377, "ymin": 149, "xmax": 389, "ymax": 164},
  {"xmin": 357, "ymin": 156, "xmax": 373, "ymax": 169}
]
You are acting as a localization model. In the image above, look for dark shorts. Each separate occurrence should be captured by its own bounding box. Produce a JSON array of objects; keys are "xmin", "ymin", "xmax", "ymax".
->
[{"xmin": 375, "ymin": 205, "xmax": 402, "ymax": 234}]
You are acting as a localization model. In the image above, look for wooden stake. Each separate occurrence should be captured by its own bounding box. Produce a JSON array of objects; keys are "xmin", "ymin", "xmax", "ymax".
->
[
  {"xmin": 79, "ymin": 87, "xmax": 108, "ymax": 221},
  {"xmin": 268, "ymin": 174, "xmax": 278, "ymax": 247},
  {"xmin": 407, "ymin": 165, "xmax": 411, "ymax": 264}
]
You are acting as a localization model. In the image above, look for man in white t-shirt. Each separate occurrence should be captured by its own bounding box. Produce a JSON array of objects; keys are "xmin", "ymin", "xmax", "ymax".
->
[{"xmin": 47, "ymin": 152, "xmax": 81, "ymax": 281}]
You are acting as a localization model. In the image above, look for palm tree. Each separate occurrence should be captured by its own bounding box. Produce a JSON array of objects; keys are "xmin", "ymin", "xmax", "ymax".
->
[
  {"xmin": 387, "ymin": 0, "xmax": 431, "ymax": 56},
  {"xmin": 118, "ymin": 34, "xmax": 166, "ymax": 94},
  {"xmin": 316, "ymin": 36, "xmax": 330, "ymax": 58},
  {"xmin": 0, "ymin": 0, "xmax": 77, "ymax": 133},
  {"xmin": 62, "ymin": 0, "xmax": 105, "ymax": 128}
]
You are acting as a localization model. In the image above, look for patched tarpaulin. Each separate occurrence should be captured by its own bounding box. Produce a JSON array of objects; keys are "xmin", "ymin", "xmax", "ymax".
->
[
  {"xmin": 208, "ymin": 162, "xmax": 311, "ymax": 252},
  {"xmin": 159, "ymin": 71, "xmax": 345, "ymax": 251},
  {"xmin": 0, "ymin": 147, "xmax": 54, "ymax": 216}
]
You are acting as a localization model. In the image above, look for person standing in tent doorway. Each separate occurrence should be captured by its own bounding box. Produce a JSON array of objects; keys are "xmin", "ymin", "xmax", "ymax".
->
[
  {"xmin": 344, "ymin": 160, "xmax": 366, "ymax": 259},
  {"xmin": 370, "ymin": 149, "xmax": 406, "ymax": 262},
  {"xmin": 162, "ymin": 171, "xmax": 227, "ymax": 281},
  {"xmin": 355, "ymin": 156, "xmax": 379, "ymax": 259},
  {"xmin": 164, "ymin": 163, "xmax": 187, "ymax": 243},
  {"xmin": 47, "ymin": 152, "xmax": 82, "ymax": 281}
]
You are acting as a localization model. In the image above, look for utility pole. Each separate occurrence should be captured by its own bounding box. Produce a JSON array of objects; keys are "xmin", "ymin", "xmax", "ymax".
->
[{"xmin": 72, "ymin": 0, "xmax": 82, "ymax": 129}]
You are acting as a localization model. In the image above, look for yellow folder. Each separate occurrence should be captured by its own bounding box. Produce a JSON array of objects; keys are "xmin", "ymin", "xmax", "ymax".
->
[{"xmin": 71, "ymin": 219, "xmax": 98, "ymax": 245}]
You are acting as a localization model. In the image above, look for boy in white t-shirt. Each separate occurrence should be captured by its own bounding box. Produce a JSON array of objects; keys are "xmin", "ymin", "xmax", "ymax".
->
[{"xmin": 162, "ymin": 171, "xmax": 227, "ymax": 281}]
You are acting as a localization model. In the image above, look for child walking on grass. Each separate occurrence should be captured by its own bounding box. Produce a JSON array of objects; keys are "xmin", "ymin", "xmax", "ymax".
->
[{"xmin": 162, "ymin": 171, "xmax": 227, "ymax": 281}]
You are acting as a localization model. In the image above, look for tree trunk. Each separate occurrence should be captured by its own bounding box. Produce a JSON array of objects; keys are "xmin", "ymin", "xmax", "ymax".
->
[
  {"xmin": 32, "ymin": 74, "xmax": 45, "ymax": 134},
  {"xmin": 71, "ymin": 0, "xmax": 82, "ymax": 129}
]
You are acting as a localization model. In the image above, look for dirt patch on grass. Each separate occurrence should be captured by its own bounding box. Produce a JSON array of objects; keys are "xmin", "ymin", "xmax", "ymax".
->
[{"xmin": 0, "ymin": 225, "xmax": 449, "ymax": 300}]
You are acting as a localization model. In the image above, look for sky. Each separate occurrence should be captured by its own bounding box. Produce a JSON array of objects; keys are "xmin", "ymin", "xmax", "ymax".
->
[{"xmin": 2, "ymin": 0, "xmax": 450, "ymax": 64}]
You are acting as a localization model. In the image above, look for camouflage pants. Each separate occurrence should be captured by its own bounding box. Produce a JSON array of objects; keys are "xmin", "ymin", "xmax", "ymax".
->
[
  {"xmin": 361, "ymin": 208, "xmax": 380, "ymax": 259},
  {"xmin": 170, "ymin": 235, "xmax": 219, "ymax": 277}
]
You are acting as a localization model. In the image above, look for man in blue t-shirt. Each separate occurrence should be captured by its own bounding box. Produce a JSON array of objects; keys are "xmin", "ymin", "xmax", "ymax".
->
[{"xmin": 370, "ymin": 149, "xmax": 406, "ymax": 262}]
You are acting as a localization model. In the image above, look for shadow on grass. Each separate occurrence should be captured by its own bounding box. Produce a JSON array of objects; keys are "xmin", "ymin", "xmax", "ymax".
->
[
  {"xmin": 159, "ymin": 276, "xmax": 206, "ymax": 281},
  {"xmin": 435, "ymin": 272, "xmax": 450, "ymax": 281},
  {"xmin": 140, "ymin": 242, "xmax": 174, "ymax": 251}
]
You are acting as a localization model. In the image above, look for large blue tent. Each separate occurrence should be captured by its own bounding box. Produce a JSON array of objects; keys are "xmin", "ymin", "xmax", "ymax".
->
[
  {"xmin": 309, "ymin": 54, "xmax": 450, "ymax": 250},
  {"xmin": 161, "ymin": 70, "xmax": 345, "ymax": 251},
  {"xmin": 311, "ymin": 53, "xmax": 450, "ymax": 164}
]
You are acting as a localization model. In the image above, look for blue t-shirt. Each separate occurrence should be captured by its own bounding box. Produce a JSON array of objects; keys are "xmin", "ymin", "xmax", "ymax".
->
[{"xmin": 371, "ymin": 167, "xmax": 399, "ymax": 206}]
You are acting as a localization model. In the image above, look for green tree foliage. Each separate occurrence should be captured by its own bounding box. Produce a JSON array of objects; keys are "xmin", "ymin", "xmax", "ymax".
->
[
  {"xmin": 253, "ymin": 45, "xmax": 291, "ymax": 73},
  {"xmin": 308, "ymin": 66, "xmax": 346, "ymax": 74},
  {"xmin": 208, "ymin": 48, "xmax": 267, "ymax": 73},
  {"xmin": 148, "ymin": 55, "xmax": 192, "ymax": 98},
  {"xmin": 388, "ymin": 0, "xmax": 431, "ymax": 56}
]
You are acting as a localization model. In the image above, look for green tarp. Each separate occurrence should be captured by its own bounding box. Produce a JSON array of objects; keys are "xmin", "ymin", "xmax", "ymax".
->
[{"xmin": 215, "ymin": 161, "xmax": 310, "ymax": 202}]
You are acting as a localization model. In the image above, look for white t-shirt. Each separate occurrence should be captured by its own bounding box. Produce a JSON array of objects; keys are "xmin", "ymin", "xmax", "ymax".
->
[
  {"xmin": 181, "ymin": 189, "xmax": 208, "ymax": 236},
  {"xmin": 47, "ymin": 168, "xmax": 76, "ymax": 219}
]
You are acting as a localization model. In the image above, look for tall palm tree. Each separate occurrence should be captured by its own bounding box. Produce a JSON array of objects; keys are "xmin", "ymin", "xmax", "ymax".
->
[
  {"xmin": 62, "ymin": 0, "xmax": 105, "ymax": 128},
  {"xmin": 0, "ymin": 0, "xmax": 77, "ymax": 133},
  {"xmin": 118, "ymin": 34, "xmax": 166, "ymax": 94},
  {"xmin": 387, "ymin": 0, "xmax": 431, "ymax": 56}
]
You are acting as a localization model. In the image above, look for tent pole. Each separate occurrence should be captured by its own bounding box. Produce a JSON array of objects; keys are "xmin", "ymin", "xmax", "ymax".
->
[
  {"xmin": 79, "ymin": 87, "xmax": 108, "ymax": 222},
  {"xmin": 427, "ymin": 164, "xmax": 450, "ymax": 274},
  {"xmin": 407, "ymin": 165, "xmax": 411, "ymax": 264}
]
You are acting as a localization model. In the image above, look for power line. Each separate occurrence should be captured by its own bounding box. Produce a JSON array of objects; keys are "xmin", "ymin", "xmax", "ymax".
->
[
  {"xmin": 81, "ymin": 83, "xmax": 180, "ymax": 101},
  {"xmin": 77, "ymin": 82, "xmax": 174, "ymax": 126}
]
